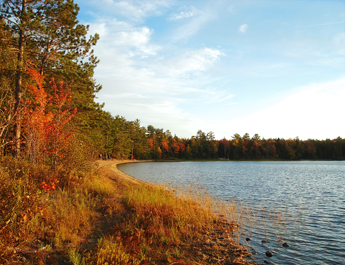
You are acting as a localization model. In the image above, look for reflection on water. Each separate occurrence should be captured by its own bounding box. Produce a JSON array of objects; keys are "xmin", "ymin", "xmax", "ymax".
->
[{"xmin": 118, "ymin": 161, "xmax": 345, "ymax": 264}]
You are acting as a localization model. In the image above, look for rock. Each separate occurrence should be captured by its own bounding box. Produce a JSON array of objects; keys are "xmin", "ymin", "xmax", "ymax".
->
[
  {"xmin": 245, "ymin": 237, "xmax": 250, "ymax": 241},
  {"xmin": 265, "ymin": 251, "xmax": 273, "ymax": 257},
  {"xmin": 262, "ymin": 239, "xmax": 270, "ymax": 243},
  {"xmin": 283, "ymin": 242, "xmax": 289, "ymax": 247}
]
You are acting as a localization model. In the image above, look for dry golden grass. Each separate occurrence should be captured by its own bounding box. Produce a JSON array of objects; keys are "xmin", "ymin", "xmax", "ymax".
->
[{"xmin": 0, "ymin": 158, "xmax": 256, "ymax": 264}]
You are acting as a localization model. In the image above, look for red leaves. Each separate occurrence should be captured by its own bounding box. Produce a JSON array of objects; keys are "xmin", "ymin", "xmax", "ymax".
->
[
  {"xmin": 220, "ymin": 138, "xmax": 229, "ymax": 148},
  {"xmin": 23, "ymin": 66, "xmax": 77, "ymax": 163},
  {"xmin": 179, "ymin": 143, "xmax": 186, "ymax": 152},
  {"xmin": 172, "ymin": 142, "xmax": 185, "ymax": 154},
  {"xmin": 40, "ymin": 178, "xmax": 59, "ymax": 193},
  {"xmin": 148, "ymin": 138, "xmax": 154, "ymax": 147},
  {"xmin": 161, "ymin": 140, "xmax": 169, "ymax": 151}
]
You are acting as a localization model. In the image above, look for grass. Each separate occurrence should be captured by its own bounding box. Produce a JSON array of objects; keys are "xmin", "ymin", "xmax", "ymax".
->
[{"xmin": 0, "ymin": 157, "xmax": 255, "ymax": 264}]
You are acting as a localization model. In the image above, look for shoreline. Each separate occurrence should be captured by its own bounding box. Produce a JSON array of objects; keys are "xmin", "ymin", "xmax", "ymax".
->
[
  {"xmin": 95, "ymin": 159, "xmax": 257, "ymax": 264},
  {"xmin": 96, "ymin": 159, "xmax": 148, "ymax": 185},
  {"xmin": 0, "ymin": 158, "xmax": 257, "ymax": 264}
]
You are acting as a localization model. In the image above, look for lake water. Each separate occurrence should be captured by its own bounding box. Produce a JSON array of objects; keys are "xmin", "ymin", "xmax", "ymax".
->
[{"xmin": 118, "ymin": 161, "xmax": 345, "ymax": 265}]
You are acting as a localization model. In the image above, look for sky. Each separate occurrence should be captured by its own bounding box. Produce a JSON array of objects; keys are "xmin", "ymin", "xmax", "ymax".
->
[{"xmin": 74, "ymin": 0, "xmax": 345, "ymax": 140}]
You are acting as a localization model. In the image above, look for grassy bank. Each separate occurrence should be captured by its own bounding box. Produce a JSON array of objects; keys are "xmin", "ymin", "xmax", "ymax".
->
[{"xmin": 0, "ymin": 158, "xmax": 255, "ymax": 264}]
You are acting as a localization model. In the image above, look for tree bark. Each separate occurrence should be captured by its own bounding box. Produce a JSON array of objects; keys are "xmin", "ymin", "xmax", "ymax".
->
[{"xmin": 14, "ymin": 0, "xmax": 26, "ymax": 155}]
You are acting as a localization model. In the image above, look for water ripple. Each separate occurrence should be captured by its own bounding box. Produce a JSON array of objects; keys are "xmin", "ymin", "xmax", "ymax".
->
[{"xmin": 119, "ymin": 161, "xmax": 345, "ymax": 264}]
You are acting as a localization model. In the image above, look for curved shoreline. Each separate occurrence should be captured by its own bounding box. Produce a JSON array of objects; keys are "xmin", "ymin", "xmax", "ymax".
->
[
  {"xmin": 95, "ymin": 159, "xmax": 255, "ymax": 264},
  {"xmin": 96, "ymin": 159, "xmax": 152, "ymax": 185}
]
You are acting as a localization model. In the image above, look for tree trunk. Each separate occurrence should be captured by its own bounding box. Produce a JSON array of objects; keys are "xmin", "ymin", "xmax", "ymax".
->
[{"xmin": 14, "ymin": 0, "xmax": 26, "ymax": 155}]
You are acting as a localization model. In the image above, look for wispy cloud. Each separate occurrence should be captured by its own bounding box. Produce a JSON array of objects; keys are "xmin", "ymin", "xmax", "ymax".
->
[
  {"xmin": 115, "ymin": 0, "xmax": 171, "ymax": 19},
  {"xmin": 169, "ymin": 6, "xmax": 197, "ymax": 21},
  {"xmin": 171, "ymin": 10, "xmax": 214, "ymax": 41},
  {"xmin": 77, "ymin": 0, "xmax": 345, "ymax": 139},
  {"xmin": 89, "ymin": 19, "xmax": 159, "ymax": 57},
  {"xmin": 238, "ymin": 24, "xmax": 248, "ymax": 33},
  {"xmin": 200, "ymin": 89, "xmax": 235, "ymax": 104},
  {"xmin": 82, "ymin": 0, "xmax": 172, "ymax": 21},
  {"xmin": 87, "ymin": 17, "xmax": 229, "ymax": 136},
  {"xmin": 162, "ymin": 48, "xmax": 225, "ymax": 76}
]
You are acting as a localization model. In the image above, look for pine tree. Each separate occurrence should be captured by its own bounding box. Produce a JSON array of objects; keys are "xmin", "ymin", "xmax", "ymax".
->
[{"xmin": 0, "ymin": 0, "xmax": 99, "ymax": 154}]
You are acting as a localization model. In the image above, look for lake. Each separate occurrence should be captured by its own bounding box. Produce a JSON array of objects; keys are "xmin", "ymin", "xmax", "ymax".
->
[{"xmin": 118, "ymin": 161, "xmax": 345, "ymax": 265}]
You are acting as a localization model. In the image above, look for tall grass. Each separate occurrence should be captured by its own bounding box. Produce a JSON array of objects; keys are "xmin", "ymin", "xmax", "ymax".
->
[
  {"xmin": 0, "ymin": 157, "xmax": 255, "ymax": 264},
  {"xmin": 0, "ymin": 155, "xmax": 104, "ymax": 264},
  {"xmin": 88, "ymin": 182, "xmax": 247, "ymax": 264}
]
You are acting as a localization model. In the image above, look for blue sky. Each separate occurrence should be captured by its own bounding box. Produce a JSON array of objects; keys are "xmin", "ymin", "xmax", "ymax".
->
[{"xmin": 74, "ymin": 0, "xmax": 345, "ymax": 140}]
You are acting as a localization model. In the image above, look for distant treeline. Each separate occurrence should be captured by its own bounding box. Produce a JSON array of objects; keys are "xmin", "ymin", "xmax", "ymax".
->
[
  {"xmin": 95, "ymin": 116, "xmax": 344, "ymax": 161},
  {"xmin": 0, "ymin": 0, "xmax": 343, "ymax": 162}
]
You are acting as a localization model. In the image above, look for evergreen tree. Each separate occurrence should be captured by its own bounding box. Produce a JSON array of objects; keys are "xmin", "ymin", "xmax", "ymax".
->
[{"xmin": 0, "ymin": 0, "xmax": 100, "ymax": 153}]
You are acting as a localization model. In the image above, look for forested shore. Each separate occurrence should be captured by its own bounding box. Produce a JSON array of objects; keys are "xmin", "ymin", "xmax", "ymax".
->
[
  {"xmin": 0, "ymin": 1, "xmax": 253, "ymax": 264},
  {"xmin": 0, "ymin": 0, "xmax": 343, "ymax": 162},
  {"xmin": 97, "ymin": 123, "xmax": 345, "ymax": 161},
  {"xmin": 0, "ymin": 0, "xmax": 343, "ymax": 264}
]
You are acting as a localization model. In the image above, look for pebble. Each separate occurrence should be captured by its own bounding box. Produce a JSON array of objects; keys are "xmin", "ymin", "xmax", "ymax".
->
[
  {"xmin": 283, "ymin": 242, "xmax": 289, "ymax": 247},
  {"xmin": 262, "ymin": 239, "xmax": 270, "ymax": 243},
  {"xmin": 265, "ymin": 251, "xmax": 273, "ymax": 257},
  {"xmin": 245, "ymin": 237, "xmax": 250, "ymax": 241}
]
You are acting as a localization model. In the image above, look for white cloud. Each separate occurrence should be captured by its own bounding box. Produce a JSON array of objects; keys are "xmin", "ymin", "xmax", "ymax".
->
[
  {"xmin": 199, "ymin": 89, "xmax": 235, "ymax": 104},
  {"xmin": 169, "ymin": 7, "xmax": 197, "ymax": 21},
  {"xmin": 117, "ymin": 27, "xmax": 158, "ymax": 56},
  {"xmin": 171, "ymin": 10, "xmax": 214, "ymax": 41},
  {"xmin": 216, "ymin": 78, "xmax": 345, "ymax": 140},
  {"xmin": 88, "ymin": 18, "xmax": 229, "ymax": 136},
  {"xmin": 83, "ymin": 0, "xmax": 171, "ymax": 21},
  {"xmin": 89, "ymin": 19, "xmax": 159, "ymax": 57},
  {"xmin": 238, "ymin": 24, "xmax": 248, "ymax": 33},
  {"xmin": 163, "ymin": 48, "xmax": 225, "ymax": 76},
  {"xmin": 75, "ymin": 0, "xmax": 345, "ymax": 140}
]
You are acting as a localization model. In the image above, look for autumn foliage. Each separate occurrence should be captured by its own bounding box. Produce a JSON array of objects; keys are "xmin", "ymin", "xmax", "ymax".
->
[
  {"xmin": 23, "ymin": 66, "xmax": 77, "ymax": 164},
  {"xmin": 148, "ymin": 138, "xmax": 154, "ymax": 148}
]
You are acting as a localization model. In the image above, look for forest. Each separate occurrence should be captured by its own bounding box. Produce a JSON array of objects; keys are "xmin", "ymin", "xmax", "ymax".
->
[{"xmin": 0, "ymin": 1, "xmax": 344, "ymax": 164}]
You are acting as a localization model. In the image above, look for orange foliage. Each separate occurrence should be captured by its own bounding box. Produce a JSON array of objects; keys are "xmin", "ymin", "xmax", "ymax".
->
[
  {"xmin": 23, "ymin": 66, "xmax": 77, "ymax": 163},
  {"xmin": 40, "ymin": 178, "xmax": 59, "ymax": 193},
  {"xmin": 172, "ymin": 142, "xmax": 185, "ymax": 154},
  {"xmin": 161, "ymin": 140, "xmax": 169, "ymax": 151},
  {"xmin": 148, "ymin": 138, "xmax": 154, "ymax": 147},
  {"xmin": 179, "ymin": 143, "xmax": 186, "ymax": 152},
  {"xmin": 172, "ymin": 142, "xmax": 180, "ymax": 154},
  {"xmin": 46, "ymin": 77, "xmax": 77, "ymax": 159}
]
